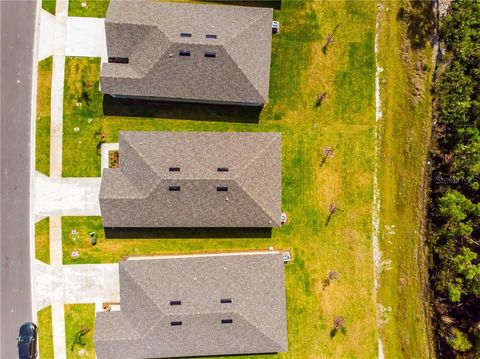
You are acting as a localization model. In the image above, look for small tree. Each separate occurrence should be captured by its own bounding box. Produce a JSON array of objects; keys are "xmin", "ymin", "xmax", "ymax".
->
[
  {"xmin": 315, "ymin": 92, "xmax": 327, "ymax": 107},
  {"xmin": 322, "ymin": 24, "xmax": 341, "ymax": 54},
  {"xmin": 70, "ymin": 325, "xmax": 91, "ymax": 352},
  {"xmin": 325, "ymin": 203, "xmax": 339, "ymax": 227},
  {"xmin": 322, "ymin": 270, "xmax": 340, "ymax": 289},
  {"xmin": 445, "ymin": 328, "xmax": 472, "ymax": 352},
  {"xmin": 330, "ymin": 317, "xmax": 346, "ymax": 338},
  {"xmin": 320, "ymin": 146, "xmax": 334, "ymax": 166}
]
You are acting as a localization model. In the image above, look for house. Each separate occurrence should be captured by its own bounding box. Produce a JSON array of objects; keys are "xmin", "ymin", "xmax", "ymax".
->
[
  {"xmin": 100, "ymin": 0, "xmax": 273, "ymax": 106},
  {"xmin": 99, "ymin": 131, "xmax": 282, "ymax": 228},
  {"xmin": 94, "ymin": 251, "xmax": 288, "ymax": 359}
]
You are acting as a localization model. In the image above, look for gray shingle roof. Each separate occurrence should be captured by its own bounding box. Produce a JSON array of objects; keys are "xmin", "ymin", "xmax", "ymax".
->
[
  {"xmin": 94, "ymin": 252, "xmax": 288, "ymax": 359},
  {"xmin": 100, "ymin": 0, "xmax": 273, "ymax": 105},
  {"xmin": 99, "ymin": 131, "xmax": 282, "ymax": 228}
]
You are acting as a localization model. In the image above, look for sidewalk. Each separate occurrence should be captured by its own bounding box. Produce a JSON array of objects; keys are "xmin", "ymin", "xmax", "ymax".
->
[{"xmin": 50, "ymin": 0, "xmax": 68, "ymax": 179}]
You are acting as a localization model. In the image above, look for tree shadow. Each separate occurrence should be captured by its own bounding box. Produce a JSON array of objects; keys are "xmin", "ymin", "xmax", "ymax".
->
[
  {"xmin": 105, "ymin": 227, "xmax": 272, "ymax": 239},
  {"xmin": 200, "ymin": 0, "xmax": 281, "ymax": 10},
  {"xmin": 397, "ymin": 1, "xmax": 435, "ymax": 49},
  {"xmin": 103, "ymin": 95, "xmax": 262, "ymax": 124}
]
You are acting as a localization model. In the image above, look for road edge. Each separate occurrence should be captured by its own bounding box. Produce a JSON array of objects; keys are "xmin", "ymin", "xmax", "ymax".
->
[{"xmin": 30, "ymin": 0, "xmax": 42, "ymax": 324}]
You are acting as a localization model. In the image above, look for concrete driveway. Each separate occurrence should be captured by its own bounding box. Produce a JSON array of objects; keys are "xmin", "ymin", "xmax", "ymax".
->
[
  {"xmin": 35, "ymin": 172, "xmax": 101, "ymax": 218},
  {"xmin": 35, "ymin": 261, "xmax": 119, "ymax": 310},
  {"xmin": 66, "ymin": 16, "xmax": 107, "ymax": 62}
]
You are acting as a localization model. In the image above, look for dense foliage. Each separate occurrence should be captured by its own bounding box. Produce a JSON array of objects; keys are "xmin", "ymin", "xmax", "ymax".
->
[{"xmin": 430, "ymin": 0, "xmax": 480, "ymax": 356}]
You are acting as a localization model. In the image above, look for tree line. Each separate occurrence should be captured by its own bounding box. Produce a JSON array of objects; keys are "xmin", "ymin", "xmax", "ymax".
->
[{"xmin": 429, "ymin": 0, "xmax": 480, "ymax": 356}]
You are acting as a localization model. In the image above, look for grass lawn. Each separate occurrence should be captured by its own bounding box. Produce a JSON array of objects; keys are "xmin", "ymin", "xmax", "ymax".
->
[
  {"xmin": 36, "ymin": 56, "xmax": 52, "ymax": 176},
  {"xmin": 37, "ymin": 306, "xmax": 54, "ymax": 359},
  {"xmin": 35, "ymin": 217, "xmax": 50, "ymax": 264},
  {"xmin": 65, "ymin": 304, "xmax": 96, "ymax": 359},
  {"xmin": 61, "ymin": 1, "xmax": 382, "ymax": 356},
  {"xmin": 68, "ymin": 0, "xmax": 109, "ymax": 18},
  {"xmin": 42, "ymin": 0, "xmax": 56, "ymax": 15},
  {"xmin": 376, "ymin": 0, "xmax": 434, "ymax": 357}
]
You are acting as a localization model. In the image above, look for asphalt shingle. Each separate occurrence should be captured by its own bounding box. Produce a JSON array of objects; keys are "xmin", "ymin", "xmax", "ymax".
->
[
  {"xmin": 94, "ymin": 252, "xmax": 288, "ymax": 359},
  {"xmin": 100, "ymin": 0, "xmax": 273, "ymax": 105},
  {"xmin": 99, "ymin": 131, "xmax": 282, "ymax": 228}
]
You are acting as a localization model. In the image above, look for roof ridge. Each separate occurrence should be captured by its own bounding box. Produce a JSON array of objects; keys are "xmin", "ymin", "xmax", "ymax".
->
[
  {"xmin": 223, "ymin": 10, "xmax": 271, "ymax": 97},
  {"xmin": 235, "ymin": 311, "xmax": 284, "ymax": 350},
  {"xmin": 120, "ymin": 134, "xmax": 161, "ymax": 198},
  {"xmin": 233, "ymin": 136, "xmax": 280, "ymax": 225},
  {"xmin": 122, "ymin": 264, "xmax": 167, "ymax": 336},
  {"xmin": 130, "ymin": 25, "xmax": 173, "ymax": 78},
  {"xmin": 220, "ymin": 46, "xmax": 264, "ymax": 102}
]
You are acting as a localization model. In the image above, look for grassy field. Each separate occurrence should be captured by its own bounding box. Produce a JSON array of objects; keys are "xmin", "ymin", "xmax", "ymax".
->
[
  {"xmin": 68, "ymin": 0, "xmax": 109, "ymax": 17},
  {"xmin": 36, "ymin": 56, "xmax": 52, "ymax": 176},
  {"xmin": 35, "ymin": 217, "xmax": 50, "ymax": 264},
  {"xmin": 376, "ymin": 0, "xmax": 434, "ymax": 357},
  {"xmin": 42, "ymin": 0, "xmax": 56, "ymax": 15},
  {"xmin": 60, "ymin": 1, "xmax": 381, "ymax": 357},
  {"xmin": 65, "ymin": 304, "xmax": 96, "ymax": 359},
  {"xmin": 37, "ymin": 306, "xmax": 54, "ymax": 359}
]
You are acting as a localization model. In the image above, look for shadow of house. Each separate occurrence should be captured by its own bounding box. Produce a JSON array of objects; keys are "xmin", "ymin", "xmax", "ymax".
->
[
  {"xmin": 200, "ymin": 0, "xmax": 282, "ymax": 10},
  {"xmin": 104, "ymin": 227, "xmax": 272, "ymax": 239},
  {"xmin": 103, "ymin": 95, "xmax": 262, "ymax": 123}
]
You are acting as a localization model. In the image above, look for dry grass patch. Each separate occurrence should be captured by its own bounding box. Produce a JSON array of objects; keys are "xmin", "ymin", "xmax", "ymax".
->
[{"xmin": 36, "ymin": 56, "xmax": 53, "ymax": 176}]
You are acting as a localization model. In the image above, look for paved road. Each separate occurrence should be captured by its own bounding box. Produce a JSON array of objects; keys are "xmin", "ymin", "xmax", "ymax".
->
[{"xmin": 1, "ymin": 1, "xmax": 37, "ymax": 358}]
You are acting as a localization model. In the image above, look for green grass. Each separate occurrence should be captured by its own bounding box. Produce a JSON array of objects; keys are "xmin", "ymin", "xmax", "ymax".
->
[
  {"xmin": 65, "ymin": 304, "xmax": 96, "ymax": 359},
  {"xmin": 42, "ymin": 0, "xmax": 56, "ymax": 15},
  {"xmin": 35, "ymin": 217, "xmax": 50, "ymax": 264},
  {"xmin": 376, "ymin": 0, "xmax": 435, "ymax": 357},
  {"xmin": 62, "ymin": 57, "xmax": 104, "ymax": 177},
  {"xmin": 68, "ymin": 0, "xmax": 109, "ymax": 18},
  {"xmin": 61, "ymin": 1, "xmax": 381, "ymax": 356},
  {"xmin": 37, "ymin": 306, "xmax": 54, "ymax": 359},
  {"xmin": 36, "ymin": 56, "xmax": 52, "ymax": 176}
]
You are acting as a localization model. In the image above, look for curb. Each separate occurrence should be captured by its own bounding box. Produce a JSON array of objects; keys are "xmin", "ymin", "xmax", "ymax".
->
[{"xmin": 30, "ymin": 0, "xmax": 43, "ymax": 324}]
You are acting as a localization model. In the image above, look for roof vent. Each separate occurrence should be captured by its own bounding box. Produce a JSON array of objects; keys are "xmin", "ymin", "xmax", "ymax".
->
[
  {"xmin": 221, "ymin": 319, "xmax": 233, "ymax": 324},
  {"xmin": 169, "ymin": 186, "xmax": 181, "ymax": 191},
  {"xmin": 108, "ymin": 57, "xmax": 129, "ymax": 64},
  {"xmin": 217, "ymin": 167, "xmax": 228, "ymax": 172},
  {"xmin": 180, "ymin": 32, "xmax": 192, "ymax": 37},
  {"xmin": 206, "ymin": 34, "xmax": 217, "ymax": 39},
  {"xmin": 171, "ymin": 321, "xmax": 182, "ymax": 326},
  {"xmin": 169, "ymin": 167, "xmax": 180, "ymax": 172},
  {"xmin": 204, "ymin": 51, "xmax": 216, "ymax": 58},
  {"xmin": 217, "ymin": 186, "xmax": 228, "ymax": 192},
  {"xmin": 179, "ymin": 49, "xmax": 191, "ymax": 57},
  {"xmin": 170, "ymin": 300, "xmax": 181, "ymax": 305},
  {"xmin": 220, "ymin": 298, "xmax": 232, "ymax": 304}
]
